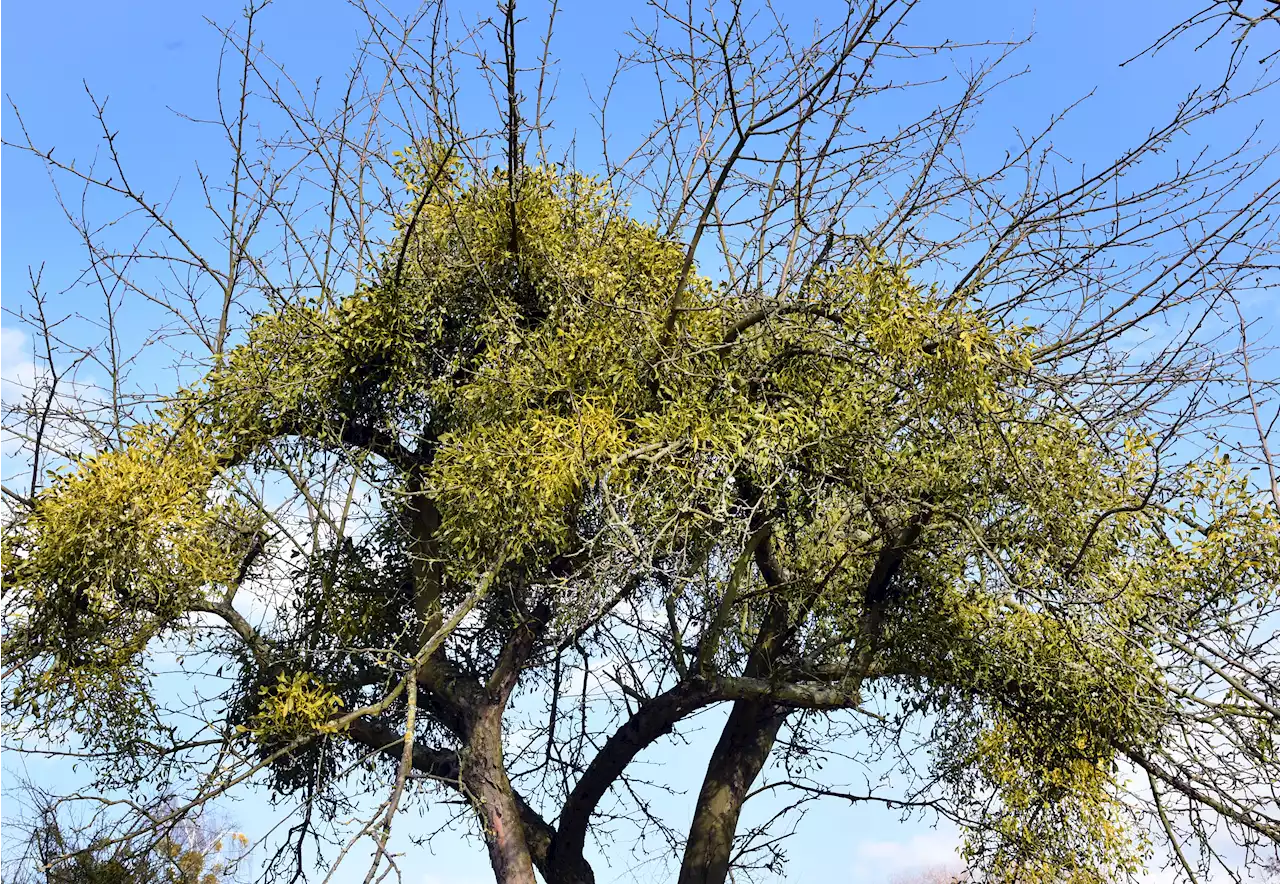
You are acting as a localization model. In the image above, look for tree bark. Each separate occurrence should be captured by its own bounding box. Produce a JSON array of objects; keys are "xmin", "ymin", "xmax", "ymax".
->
[
  {"xmin": 550, "ymin": 679, "xmax": 718, "ymax": 883},
  {"xmin": 675, "ymin": 527, "xmax": 804, "ymax": 884},
  {"xmin": 674, "ymin": 517, "xmax": 929, "ymax": 884},
  {"xmin": 677, "ymin": 699, "xmax": 789, "ymax": 884},
  {"xmin": 461, "ymin": 705, "xmax": 540, "ymax": 884}
]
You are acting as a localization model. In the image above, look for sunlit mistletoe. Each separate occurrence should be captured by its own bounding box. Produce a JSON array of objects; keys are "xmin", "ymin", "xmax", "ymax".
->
[
  {"xmin": 5, "ymin": 0, "xmax": 1280, "ymax": 880},
  {"xmin": 5, "ymin": 149, "xmax": 1278, "ymax": 884}
]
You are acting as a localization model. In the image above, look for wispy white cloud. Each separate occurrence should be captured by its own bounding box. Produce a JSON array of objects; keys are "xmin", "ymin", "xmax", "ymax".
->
[
  {"xmin": 1, "ymin": 326, "xmax": 37, "ymax": 408},
  {"xmin": 855, "ymin": 829, "xmax": 962, "ymax": 881}
]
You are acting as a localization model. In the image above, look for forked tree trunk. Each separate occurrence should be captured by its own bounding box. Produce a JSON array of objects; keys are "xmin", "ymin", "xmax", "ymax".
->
[
  {"xmin": 676, "ymin": 700, "xmax": 789, "ymax": 884},
  {"xmin": 462, "ymin": 705, "xmax": 539, "ymax": 884}
]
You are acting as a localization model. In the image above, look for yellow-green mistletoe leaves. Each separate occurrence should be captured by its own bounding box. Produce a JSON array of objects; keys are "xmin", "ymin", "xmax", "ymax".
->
[
  {"xmin": 1, "ymin": 417, "xmax": 262, "ymax": 744},
  {"xmin": 430, "ymin": 404, "xmax": 629, "ymax": 569},
  {"xmin": 958, "ymin": 712, "xmax": 1148, "ymax": 884},
  {"xmin": 5, "ymin": 152, "xmax": 1276, "ymax": 884},
  {"xmin": 3, "ymin": 420, "xmax": 250, "ymax": 671},
  {"xmin": 84, "ymin": 425, "xmax": 234, "ymax": 575},
  {"xmin": 249, "ymin": 671, "xmax": 346, "ymax": 741}
]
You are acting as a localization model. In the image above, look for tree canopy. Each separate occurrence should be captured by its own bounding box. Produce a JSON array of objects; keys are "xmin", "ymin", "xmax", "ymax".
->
[{"xmin": 3, "ymin": 2, "xmax": 1279, "ymax": 883}]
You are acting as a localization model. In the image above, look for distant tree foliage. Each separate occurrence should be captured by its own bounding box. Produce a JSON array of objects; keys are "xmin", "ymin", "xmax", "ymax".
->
[{"xmin": 8, "ymin": 797, "xmax": 247, "ymax": 884}]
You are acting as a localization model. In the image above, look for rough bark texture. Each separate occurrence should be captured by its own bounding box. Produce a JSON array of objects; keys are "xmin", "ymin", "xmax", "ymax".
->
[
  {"xmin": 675, "ymin": 529, "xmax": 810, "ymax": 884},
  {"xmin": 462, "ymin": 706, "xmax": 540, "ymax": 884},
  {"xmin": 552, "ymin": 679, "xmax": 711, "ymax": 879},
  {"xmin": 677, "ymin": 700, "xmax": 789, "ymax": 884}
]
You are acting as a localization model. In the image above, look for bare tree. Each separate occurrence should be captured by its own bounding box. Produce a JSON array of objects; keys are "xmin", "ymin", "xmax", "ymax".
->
[{"xmin": 1125, "ymin": 0, "xmax": 1280, "ymax": 89}]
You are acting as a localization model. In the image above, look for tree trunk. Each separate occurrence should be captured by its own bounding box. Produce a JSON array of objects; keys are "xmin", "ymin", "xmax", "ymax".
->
[
  {"xmin": 676, "ymin": 700, "xmax": 789, "ymax": 884},
  {"xmin": 461, "ymin": 706, "xmax": 540, "ymax": 884}
]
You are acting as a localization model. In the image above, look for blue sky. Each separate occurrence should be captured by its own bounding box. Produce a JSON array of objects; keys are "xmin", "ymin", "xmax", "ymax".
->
[{"xmin": 2, "ymin": 2, "xmax": 1274, "ymax": 882}]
